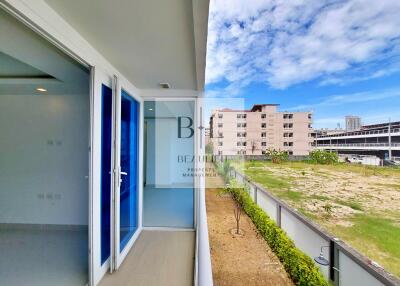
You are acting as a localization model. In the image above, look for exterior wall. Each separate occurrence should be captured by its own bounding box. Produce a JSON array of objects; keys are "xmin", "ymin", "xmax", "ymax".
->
[{"xmin": 210, "ymin": 105, "xmax": 313, "ymax": 156}]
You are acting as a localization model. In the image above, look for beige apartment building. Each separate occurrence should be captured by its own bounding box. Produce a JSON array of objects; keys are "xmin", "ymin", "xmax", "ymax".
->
[{"xmin": 209, "ymin": 104, "xmax": 313, "ymax": 156}]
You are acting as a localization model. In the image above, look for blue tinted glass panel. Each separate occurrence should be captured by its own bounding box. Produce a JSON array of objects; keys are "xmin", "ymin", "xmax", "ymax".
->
[
  {"xmin": 120, "ymin": 91, "xmax": 139, "ymax": 251},
  {"xmin": 101, "ymin": 84, "xmax": 112, "ymax": 264}
]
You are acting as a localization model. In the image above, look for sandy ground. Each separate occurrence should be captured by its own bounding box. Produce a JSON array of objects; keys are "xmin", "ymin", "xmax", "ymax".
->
[
  {"xmin": 205, "ymin": 165, "xmax": 294, "ymax": 286},
  {"xmin": 248, "ymin": 164, "xmax": 400, "ymax": 225}
]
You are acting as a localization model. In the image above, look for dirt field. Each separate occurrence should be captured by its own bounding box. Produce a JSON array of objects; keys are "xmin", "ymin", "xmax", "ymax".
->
[
  {"xmin": 233, "ymin": 160, "xmax": 400, "ymax": 278},
  {"xmin": 205, "ymin": 165, "xmax": 293, "ymax": 286}
]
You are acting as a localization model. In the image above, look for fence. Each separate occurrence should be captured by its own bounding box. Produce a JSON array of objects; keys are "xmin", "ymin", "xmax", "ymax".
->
[{"xmin": 227, "ymin": 167, "xmax": 399, "ymax": 286}]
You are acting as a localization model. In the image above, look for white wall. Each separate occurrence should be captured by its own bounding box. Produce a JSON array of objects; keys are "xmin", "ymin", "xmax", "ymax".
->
[
  {"xmin": 281, "ymin": 208, "xmax": 330, "ymax": 279},
  {"xmin": 339, "ymin": 251, "xmax": 385, "ymax": 286},
  {"xmin": 0, "ymin": 93, "xmax": 89, "ymax": 225}
]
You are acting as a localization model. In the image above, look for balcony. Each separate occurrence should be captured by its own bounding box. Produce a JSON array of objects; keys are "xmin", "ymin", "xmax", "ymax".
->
[{"xmin": 99, "ymin": 231, "xmax": 195, "ymax": 286}]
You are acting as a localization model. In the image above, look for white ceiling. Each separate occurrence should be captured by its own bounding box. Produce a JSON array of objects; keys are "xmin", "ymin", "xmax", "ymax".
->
[
  {"xmin": 0, "ymin": 9, "xmax": 89, "ymax": 96},
  {"xmin": 45, "ymin": 0, "xmax": 209, "ymax": 91}
]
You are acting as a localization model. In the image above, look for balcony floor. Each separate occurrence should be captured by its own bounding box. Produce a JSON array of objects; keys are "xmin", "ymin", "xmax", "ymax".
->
[{"xmin": 99, "ymin": 230, "xmax": 195, "ymax": 286}]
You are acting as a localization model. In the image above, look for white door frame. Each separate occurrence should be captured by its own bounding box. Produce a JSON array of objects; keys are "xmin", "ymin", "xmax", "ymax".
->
[
  {"xmin": 111, "ymin": 76, "xmax": 144, "ymax": 271},
  {"xmin": 90, "ymin": 66, "xmax": 114, "ymax": 286}
]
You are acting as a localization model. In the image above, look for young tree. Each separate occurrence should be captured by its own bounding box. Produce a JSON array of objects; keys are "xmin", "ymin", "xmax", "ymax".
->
[{"xmin": 233, "ymin": 200, "xmax": 242, "ymax": 234}]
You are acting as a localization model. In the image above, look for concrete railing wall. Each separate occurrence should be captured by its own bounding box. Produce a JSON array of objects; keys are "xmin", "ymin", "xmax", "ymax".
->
[{"xmin": 228, "ymin": 167, "xmax": 399, "ymax": 286}]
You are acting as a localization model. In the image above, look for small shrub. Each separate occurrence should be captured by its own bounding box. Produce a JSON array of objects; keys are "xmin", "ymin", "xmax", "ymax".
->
[
  {"xmin": 267, "ymin": 149, "xmax": 289, "ymax": 164},
  {"xmin": 309, "ymin": 150, "xmax": 338, "ymax": 165},
  {"xmin": 225, "ymin": 180, "xmax": 329, "ymax": 286}
]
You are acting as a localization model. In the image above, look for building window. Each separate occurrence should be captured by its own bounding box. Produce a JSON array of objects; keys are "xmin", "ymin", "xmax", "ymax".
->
[
  {"xmin": 283, "ymin": 113, "xmax": 293, "ymax": 119},
  {"xmin": 261, "ymin": 114, "xmax": 266, "ymax": 119},
  {"xmin": 218, "ymin": 114, "xmax": 223, "ymax": 119},
  {"xmin": 218, "ymin": 142, "xmax": 223, "ymax": 146},
  {"xmin": 237, "ymin": 123, "xmax": 247, "ymax": 128},
  {"xmin": 308, "ymin": 114, "xmax": 312, "ymax": 119},
  {"xmin": 262, "ymin": 150, "xmax": 266, "ymax": 155},
  {"xmin": 308, "ymin": 123, "xmax": 312, "ymax": 128},
  {"xmin": 261, "ymin": 132, "xmax": 266, "ymax": 137},
  {"xmin": 237, "ymin": 142, "xmax": 247, "ymax": 146},
  {"xmin": 218, "ymin": 123, "xmax": 223, "ymax": 128},
  {"xmin": 218, "ymin": 132, "xmax": 223, "ymax": 138},
  {"xmin": 237, "ymin": 132, "xmax": 247, "ymax": 137},
  {"xmin": 288, "ymin": 151, "xmax": 293, "ymax": 155},
  {"xmin": 284, "ymin": 142, "xmax": 293, "ymax": 147},
  {"xmin": 237, "ymin": 114, "xmax": 247, "ymax": 119},
  {"xmin": 283, "ymin": 132, "xmax": 293, "ymax": 137},
  {"xmin": 261, "ymin": 123, "xmax": 266, "ymax": 128},
  {"xmin": 261, "ymin": 142, "xmax": 267, "ymax": 146},
  {"xmin": 218, "ymin": 151, "xmax": 222, "ymax": 155},
  {"xmin": 283, "ymin": 123, "xmax": 293, "ymax": 128}
]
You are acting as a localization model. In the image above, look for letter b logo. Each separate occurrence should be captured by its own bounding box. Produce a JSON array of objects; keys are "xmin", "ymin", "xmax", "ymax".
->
[{"xmin": 178, "ymin": 117, "xmax": 194, "ymax": 138}]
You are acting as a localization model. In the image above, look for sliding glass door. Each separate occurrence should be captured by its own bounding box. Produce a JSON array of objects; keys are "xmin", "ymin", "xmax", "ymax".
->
[{"xmin": 143, "ymin": 100, "xmax": 195, "ymax": 228}]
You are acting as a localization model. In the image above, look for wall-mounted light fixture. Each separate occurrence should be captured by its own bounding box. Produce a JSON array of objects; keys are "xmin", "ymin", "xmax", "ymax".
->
[{"xmin": 314, "ymin": 246, "xmax": 330, "ymax": 266}]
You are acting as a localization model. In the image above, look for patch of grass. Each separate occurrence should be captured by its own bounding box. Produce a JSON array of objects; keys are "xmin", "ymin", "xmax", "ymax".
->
[
  {"xmin": 334, "ymin": 199, "xmax": 363, "ymax": 211},
  {"xmin": 279, "ymin": 190, "xmax": 304, "ymax": 202},
  {"xmin": 330, "ymin": 214, "xmax": 400, "ymax": 278},
  {"xmin": 244, "ymin": 168, "xmax": 291, "ymax": 190},
  {"xmin": 374, "ymin": 183, "xmax": 400, "ymax": 191},
  {"xmin": 308, "ymin": 194, "xmax": 330, "ymax": 201}
]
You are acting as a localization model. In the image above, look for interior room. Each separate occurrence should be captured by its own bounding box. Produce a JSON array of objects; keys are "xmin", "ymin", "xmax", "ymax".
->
[
  {"xmin": 143, "ymin": 101, "xmax": 195, "ymax": 228},
  {"xmin": 0, "ymin": 9, "xmax": 90, "ymax": 286}
]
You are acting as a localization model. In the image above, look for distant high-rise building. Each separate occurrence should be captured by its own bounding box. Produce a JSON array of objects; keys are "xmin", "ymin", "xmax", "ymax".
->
[{"xmin": 345, "ymin": 116, "xmax": 361, "ymax": 131}]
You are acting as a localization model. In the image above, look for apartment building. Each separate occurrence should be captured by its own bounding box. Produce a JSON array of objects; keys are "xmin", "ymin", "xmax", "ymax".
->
[{"xmin": 210, "ymin": 104, "xmax": 313, "ymax": 156}]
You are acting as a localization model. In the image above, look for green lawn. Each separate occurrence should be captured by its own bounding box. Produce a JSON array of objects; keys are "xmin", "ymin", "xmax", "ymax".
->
[{"xmin": 232, "ymin": 159, "xmax": 400, "ymax": 278}]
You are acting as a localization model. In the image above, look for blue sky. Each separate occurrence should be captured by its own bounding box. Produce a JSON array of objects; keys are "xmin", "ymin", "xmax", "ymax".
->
[{"xmin": 205, "ymin": 0, "xmax": 400, "ymax": 128}]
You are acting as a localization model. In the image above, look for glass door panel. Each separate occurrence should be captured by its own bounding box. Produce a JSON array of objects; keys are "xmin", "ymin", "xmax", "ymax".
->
[
  {"xmin": 119, "ymin": 90, "xmax": 139, "ymax": 251},
  {"xmin": 143, "ymin": 100, "xmax": 194, "ymax": 228}
]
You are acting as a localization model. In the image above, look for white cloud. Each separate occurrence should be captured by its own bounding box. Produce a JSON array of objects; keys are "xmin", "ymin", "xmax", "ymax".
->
[
  {"xmin": 286, "ymin": 87, "xmax": 400, "ymax": 111},
  {"xmin": 205, "ymin": 0, "xmax": 400, "ymax": 91}
]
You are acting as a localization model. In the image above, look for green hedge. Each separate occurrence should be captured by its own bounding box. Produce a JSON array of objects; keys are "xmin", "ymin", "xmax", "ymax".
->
[{"xmin": 226, "ymin": 180, "xmax": 329, "ymax": 286}]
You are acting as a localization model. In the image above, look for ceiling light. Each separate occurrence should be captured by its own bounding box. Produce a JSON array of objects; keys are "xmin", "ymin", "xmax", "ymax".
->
[
  {"xmin": 159, "ymin": 82, "xmax": 170, "ymax": 89},
  {"xmin": 36, "ymin": 87, "xmax": 47, "ymax": 92},
  {"xmin": 148, "ymin": 108, "xmax": 153, "ymax": 111}
]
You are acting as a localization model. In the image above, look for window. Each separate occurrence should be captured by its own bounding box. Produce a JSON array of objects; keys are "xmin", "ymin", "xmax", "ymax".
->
[
  {"xmin": 308, "ymin": 123, "xmax": 312, "ymax": 128},
  {"xmin": 218, "ymin": 113, "xmax": 223, "ymax": 119},
  {"xmin": 283, "ymin": 113, "xmax": 293, "ymax": 119},
  {"xmin": 283, "ymin": 123, "xmax": 293, "ymax": 128},
  {"xmin": 262, "ymin": 150, "xmax": 266, "ymax": 155},
  {"xmin": 237, "ymin": 132, "xmax": 247, "ymax": 137},
  {"xmin": 261, "ymin": 142, "xmax": 267, "ymax": 146},
  {"xmin": 261, "ymin": 123, "xmax": 266, "ymax": 128},
  {"xmin": 218, "ymin": 151, "xmax": 222, "ymax": 155},
  {"xmin": 308, "ymin": 114, "xmax": 312, "ymax": 119},
  {"xmin": 284, "ymin": 142, "xmax": 293, "ymax": 147},
  {"xmin": 218, "ymin": 132, "xmax": 223, "ymax": 138},
  {"xmin": 237, "ymin": 123, "xmax": 247, "ymax": 128},
  {"xmin": 237, "ymin": 150, "xmax": 246, "ymax": 155},
  {"xmin": 237, "ymin": 142, "xmax": 247, "ymax": 146},
  {"xmin": 283, "ymin": 132, "xmax": 293, "ymax": 137},
  {"xmin": 288, "ymin": 151, "xmax": 293, "ymax": 155},
  {"xmin": 218, "ymin": 123, "xmax": 223, "ymax": 128},
  {"xmin": 237, "ymin": 113, "xmax": 247, "ymax": 119},
  {"xmin": 261, "ymin": 132, "xmax": 266, "ymax": 137},
  {"xmin": 218, "ymin": 142, "xmax": 223, "ymax": 146},
  {"xmin": 261, "ymin": 114, "xmax": 266, "ymax": 119}
]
